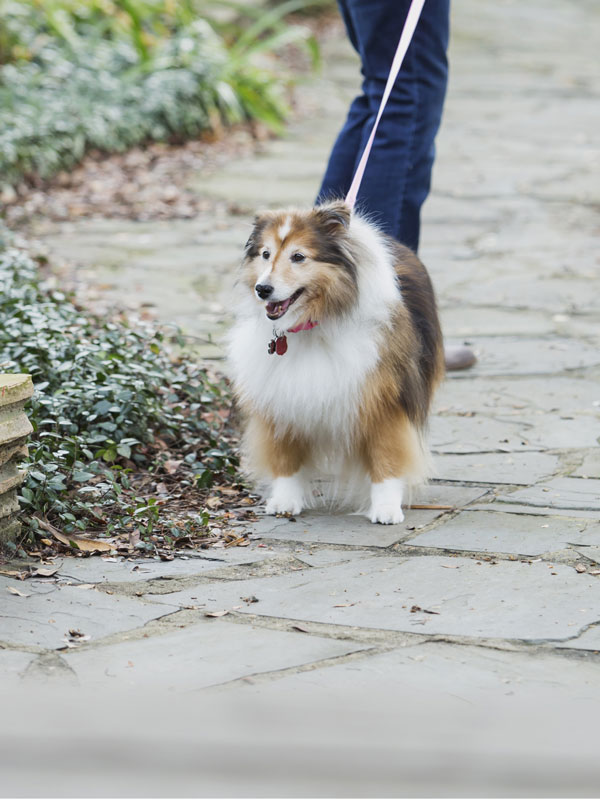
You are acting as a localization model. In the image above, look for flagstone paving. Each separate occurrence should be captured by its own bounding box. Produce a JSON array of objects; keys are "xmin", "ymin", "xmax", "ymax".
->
[{"xmin": 3, "ymin": 0, "xmax": 599, "ymax": 706}]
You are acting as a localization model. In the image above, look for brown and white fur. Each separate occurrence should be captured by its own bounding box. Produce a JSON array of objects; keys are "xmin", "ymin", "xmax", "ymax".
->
[{"xmin": 227, "ymin": 201, "xmax": 444, "ymax": 524}]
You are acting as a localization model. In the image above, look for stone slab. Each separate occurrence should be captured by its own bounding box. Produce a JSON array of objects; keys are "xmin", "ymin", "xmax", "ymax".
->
[
  {"xmin": 406, "ymin": 511, "xmax": 600, "ymax": 556},
  {"xmin": 447, "ymin": 337, "xmax": 600, "ymax": 378},
  {"xmin": 63, "ymin": 619, "xmax": 368, "ymax": 690},
  {"xmin": 520, "ymin": 416, "xmax": 600, "ymax": 450},
  {"xmin": 440, "ymin": 307, "xmax": 553, "ymax": 337},
  {"xmin": 192, "ymin": 171, "xmax": 320, "ymax": 207},
  {"xmin": 469, "ymin": 503, "xmax": 600, "ymax": 521},
  {"xmin": 429, "ymin": 415, "xmax": 537, "ymax": 454},
  {"xmin": 433, "ymin": 452, "xmax": 559, "ymax": 485},
  {"xmin": 445, "ymin": 277, "xmax": 600, "ymax": 315},
  {"xmin": 499, "ymin": 478, "xmax": 600, "ymax": 511},
  {"xmin": 252, "ymin": 514, "xmax": 406, "ymax": 548},
  {"xmin": 575, "ymin": 546, "xmax": 600, "ymax": 565},
  {"xmin": 557, "ymin": 627, "xmax": 600, "ymax": 653},
  {"xmin": 0, "ymin": 576, "xmax": 179, "ymax": 649},
  {"xmin": 0, "ymin": 649, "xmax": 35, "ymax": 686},
  {"xmin": 294, "ymin": 549, "xmax": 375, "ymax": 568},
  {"xmin": 252, "ymin": 486, "xmax": 488, "ymax": 547},
  {"xmin": 573, "ymin": 451, "xmax": 600, "ymax": 479},
  {"xmin": 230, "ymin": 641, "xmax": 600, "ymax": 703},
  {"xmin": 434, "ymin": 376, "xmax": 600, "ymax": 418},
  {"xmin": 54, "ymin": 549, "xmax": 273, "ymax": 584},
  {"xmin": 150, "ymin": 556, "xmax": 600, "ymax": 642}
]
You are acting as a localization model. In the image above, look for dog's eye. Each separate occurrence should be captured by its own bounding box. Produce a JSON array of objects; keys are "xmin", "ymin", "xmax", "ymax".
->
[
  {"xmin": 291, "ymin": 253, "xmax": 306, "ymax": 263},
  {"xmin": 262, "ymin": 250, "xmax": 270, "ymax": 260}
]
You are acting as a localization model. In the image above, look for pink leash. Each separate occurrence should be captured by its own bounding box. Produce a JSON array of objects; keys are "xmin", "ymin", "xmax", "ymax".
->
[{"xmin": 344, "ymin": 0, "xmax": 426, "ymax": 210}]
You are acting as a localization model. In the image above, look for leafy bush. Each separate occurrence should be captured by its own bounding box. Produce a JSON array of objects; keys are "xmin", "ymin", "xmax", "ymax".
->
[
  {"xmin": 0, "ymin": 228, "xmax": 237, "ymax": 542},
  {"xmin": 0, "ymin": 0, "xmax": 326, "ymax": 191}
]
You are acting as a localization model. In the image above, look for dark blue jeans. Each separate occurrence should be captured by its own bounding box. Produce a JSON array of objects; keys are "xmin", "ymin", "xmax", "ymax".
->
[{"xmin": 316, "ymin": 0, "xmax": 450, "ymax": 251}]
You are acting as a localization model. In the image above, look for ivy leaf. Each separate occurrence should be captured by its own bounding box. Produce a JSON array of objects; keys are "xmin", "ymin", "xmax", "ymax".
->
[{"xmin": 72, "ymin": 470, "xmax": 96, "ymax": 482}]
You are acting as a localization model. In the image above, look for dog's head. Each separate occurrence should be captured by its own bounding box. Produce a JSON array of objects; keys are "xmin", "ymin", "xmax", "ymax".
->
[{"xmin": 241, "ymin": 202, "xmax": 358, "ymax": 326}]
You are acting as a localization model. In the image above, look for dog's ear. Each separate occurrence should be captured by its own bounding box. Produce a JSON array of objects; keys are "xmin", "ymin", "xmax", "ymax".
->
[
  {"xmin": 244, "ymin": 211, "xmax": 272, "ymax": 256},
  {"xmin": 313, "ymin": 202, "xmax": 351, "ymax": 231}
]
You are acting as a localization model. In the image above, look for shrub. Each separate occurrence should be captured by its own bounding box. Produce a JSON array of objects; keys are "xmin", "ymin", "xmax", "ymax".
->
[
  {"xmin": 0, "ymin": 228, "xmax": 238, "ymax": 544},
  {"xmin": 0, "ymin": 0, "xmax": 326, "ymax": 191}
]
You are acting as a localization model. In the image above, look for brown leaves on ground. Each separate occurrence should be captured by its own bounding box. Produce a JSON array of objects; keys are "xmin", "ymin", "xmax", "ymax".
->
[
  {"xmin": 25, "ymin": 479, "xmax": 259, "ymax": 562},
  {"xmin": 3, "ymin": 126, "xmax": 266, "ymax": 228}
]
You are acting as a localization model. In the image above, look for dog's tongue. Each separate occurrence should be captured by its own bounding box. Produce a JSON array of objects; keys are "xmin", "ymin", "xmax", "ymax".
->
[{"xmin": 266, "ymin": 297, "xmax": 292, "ymax": 318}]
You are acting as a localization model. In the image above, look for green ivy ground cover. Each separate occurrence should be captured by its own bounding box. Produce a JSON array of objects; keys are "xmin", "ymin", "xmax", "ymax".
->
[{"xmin": 0, "ymin": 227, "xmax": 245, "ymax": 553}]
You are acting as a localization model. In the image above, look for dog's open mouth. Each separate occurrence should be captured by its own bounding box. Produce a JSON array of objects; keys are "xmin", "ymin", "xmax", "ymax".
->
[{"xmin": 266, "ymin": 288, "xmax": 304, "ymax": 320}]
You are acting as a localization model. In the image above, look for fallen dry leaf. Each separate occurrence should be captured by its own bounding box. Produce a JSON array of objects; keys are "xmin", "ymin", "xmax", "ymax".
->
[
  {"xmin": 72, "ymin": 583, "xmax": 96, "ymax": 590},
  {"xmin": 32, "ymin": 566, "xmax": 60, "ymax": 577},
  {"xmin": 410, "ymin": 605, "xmax": 440, "ymax": 615},
  {"xmin": 575, "ymin": 563, "xmax": 587, "ymax": 573},
  {"xmin": 36, "ymin": 516, "xmax": 114, "ymax": 553},
  {"xmin": 164, "ymin": 459, "xmax": 183, "ymax": 475},
  {"xmin": 224, "ymin": 535, "xmax": 247, "ymax": 548},
  {"xmin": 291, "ymin": 624, "xmax": 310, "ymax": 633},
  {"xmin": 333, "ymin": 602, "xmax": 356, "ymax": 608},
  {"xmin": 52, "ymin": 530, "xmax": 114, "ymax": 553},
  {"xmin": 0, "ymin": 569, "xmax": 27, "ymax": 580},
  {"xmin": 7, "ymin": 586, "xmax": 31, "ymax": 597},
  {"xmin": 206, "ymin": 496, "xmax": 222, "ymax": 509},
  {"xmin": 204, "ymin": 610, "xmax": 230, "ymax": 618},
  {"xmin": 441, "ymin": 564, "xmax": 459, "ymax": 569}
]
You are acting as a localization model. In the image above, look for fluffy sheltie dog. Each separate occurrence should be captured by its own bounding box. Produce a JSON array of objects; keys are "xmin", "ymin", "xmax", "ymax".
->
[{"xmin": 227, "ymin": 201, "xmax": 444, "ymax": 524}]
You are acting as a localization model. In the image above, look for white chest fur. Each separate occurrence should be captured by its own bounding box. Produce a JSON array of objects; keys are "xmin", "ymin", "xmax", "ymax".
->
[{"xmin": 227, "ymin": 316, "xmax": 381, "ymax": 440}]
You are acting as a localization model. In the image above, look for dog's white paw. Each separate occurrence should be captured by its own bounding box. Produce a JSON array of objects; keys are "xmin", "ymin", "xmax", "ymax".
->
[
  {"xmin": 369, "ymin": 504, "xmax": 405, "ymax": 525},
  {"xmin": 368, "ymin": 478, "xmax": 405, "ymax": 525},
  {"xmin": 265, "ymin": 475, "xmax": 304, "ymax": 516}
]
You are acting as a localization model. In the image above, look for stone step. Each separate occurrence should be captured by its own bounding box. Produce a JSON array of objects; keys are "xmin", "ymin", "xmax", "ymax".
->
[{"xmin": 0, "ymin": 375, "xmax": 34, "ymax": 547}]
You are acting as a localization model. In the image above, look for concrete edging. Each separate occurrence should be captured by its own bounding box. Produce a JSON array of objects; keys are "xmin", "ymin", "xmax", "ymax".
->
[{"xmin": 0, "ymin": 374, "xmax": 34, "ymax": 548}]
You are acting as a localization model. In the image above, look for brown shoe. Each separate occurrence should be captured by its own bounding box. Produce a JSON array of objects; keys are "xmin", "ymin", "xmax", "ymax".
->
[{"xmin": 444, "ymin": 344, "xmax": 477, "ymax": 371}]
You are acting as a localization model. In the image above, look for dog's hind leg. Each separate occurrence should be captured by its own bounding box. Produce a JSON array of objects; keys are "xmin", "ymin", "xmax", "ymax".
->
[
  {"xmin": 246, "ymin": 416, "xmax": 309, "ymax": 515},
  {"xmin": 359, "ymin": 408, "xmax": 427, "ymax": 525}
]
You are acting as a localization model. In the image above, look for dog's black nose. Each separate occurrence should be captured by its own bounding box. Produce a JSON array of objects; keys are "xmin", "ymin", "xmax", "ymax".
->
[{"xmin": 255, "ymin": 283, "xmax": 274, "ymax": 299}]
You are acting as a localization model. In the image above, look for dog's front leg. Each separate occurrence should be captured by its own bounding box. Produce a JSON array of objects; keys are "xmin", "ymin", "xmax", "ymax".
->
[
  {"xmin": 368, "ymin": 478, "xmax": 405, "ymax": 525},
  {"xmin": 266, "ymin": 474, "xmax": 305, "ymax": 515},
  {"xmin": 361, "ymin": 408, "xmax": 424, "ymax": 525},
  {"xmin": 253, "ymin": 419, "xmax": 308, "ymax": 516}
]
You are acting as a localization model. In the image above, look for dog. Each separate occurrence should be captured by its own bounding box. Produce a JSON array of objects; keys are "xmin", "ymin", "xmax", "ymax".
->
[{"xmin": 227, "ymin": 201, "xmax": 444, "ymax": 524}]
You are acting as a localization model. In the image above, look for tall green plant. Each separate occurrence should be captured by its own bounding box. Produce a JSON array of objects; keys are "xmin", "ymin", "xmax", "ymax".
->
[{"xmin": 0, "ymin": 0, "xmax": 328, "ymax": 189}]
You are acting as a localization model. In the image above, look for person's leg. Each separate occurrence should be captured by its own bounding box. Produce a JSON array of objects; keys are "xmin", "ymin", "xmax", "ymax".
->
[
  {"xmin": 317, "ymin": 0, "xmax": 449, "ymax": 252},
  {"xmin": 394, "ymin": 3, "xmax": 449, "ymax": 250},
  {"xmin": 319, "ymin": 1, "xmax": 475, "ymax": 371},
  {"xmin": 316, "ymin": 0, "xmax": 371, "ymax": 200}
]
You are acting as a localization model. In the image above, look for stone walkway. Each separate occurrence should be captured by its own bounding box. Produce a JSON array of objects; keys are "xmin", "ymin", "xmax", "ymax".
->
[{"xmin": 3, "ymin": 0, "xmax": 600, "ymax": 719}]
